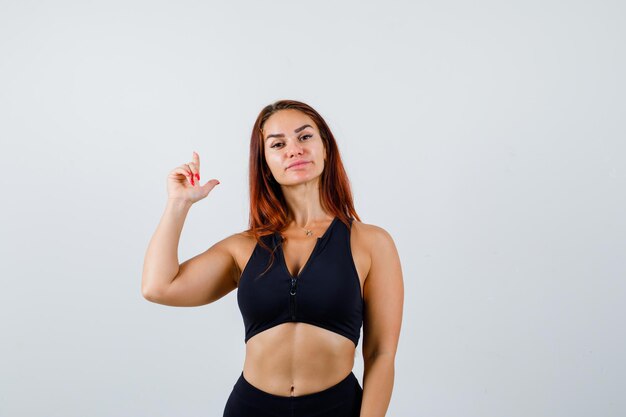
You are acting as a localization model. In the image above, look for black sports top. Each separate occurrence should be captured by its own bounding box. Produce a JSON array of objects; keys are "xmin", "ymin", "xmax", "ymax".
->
[{"xmin": 237, "ymin": 216, "xmax": 364, "ymax": 347}]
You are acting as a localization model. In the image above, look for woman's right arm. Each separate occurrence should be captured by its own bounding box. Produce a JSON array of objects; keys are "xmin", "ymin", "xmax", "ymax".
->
[{"xmin": 141, "ymin": 152, "xmax": 233, "ymax": 307}]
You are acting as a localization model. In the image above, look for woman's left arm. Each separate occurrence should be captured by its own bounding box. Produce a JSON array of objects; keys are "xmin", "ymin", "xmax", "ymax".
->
[{"xmin": 360, "ymin": 226, "xmax": 404, "ymax": 417}]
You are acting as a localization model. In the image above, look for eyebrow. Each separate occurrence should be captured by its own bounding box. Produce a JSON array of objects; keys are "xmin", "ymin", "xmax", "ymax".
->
[{"xmin": 265, "ymin": 124, "xmax": 313, "ymax": 141}]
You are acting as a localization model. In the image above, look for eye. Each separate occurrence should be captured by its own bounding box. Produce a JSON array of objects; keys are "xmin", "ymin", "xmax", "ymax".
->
[{"xmin": 270, "ymin": 134, "xmax": 313, "ymax": 148}]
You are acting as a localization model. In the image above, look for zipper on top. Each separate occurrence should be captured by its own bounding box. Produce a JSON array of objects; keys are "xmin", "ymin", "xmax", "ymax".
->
[
  {"xmin": 279, "ymin": 216, "xmax": 338, "ymax": 322},
  {"xmin": 289, "ymin": 276, "xmax": 297, "ymax": 320}
]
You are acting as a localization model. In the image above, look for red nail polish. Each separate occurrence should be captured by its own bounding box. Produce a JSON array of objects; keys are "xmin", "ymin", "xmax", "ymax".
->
[{"xmin": 195, "ymin": 173, "xmax": 200, "ymax": 181}]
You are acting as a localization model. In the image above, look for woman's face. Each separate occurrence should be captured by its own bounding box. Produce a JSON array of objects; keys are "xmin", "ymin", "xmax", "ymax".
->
[{"xmin": 262, "ymin": 109, "xmax": 327, "ymax": 186}]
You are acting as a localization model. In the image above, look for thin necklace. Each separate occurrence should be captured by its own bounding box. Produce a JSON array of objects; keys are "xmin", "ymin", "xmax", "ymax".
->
[
  {"xmin": 295, "ymin": 219, "xmax": 328, "ymax": 237},
  {"xmin": 296, "ymin": 223, "xmax": 315, "ymax": 237}
]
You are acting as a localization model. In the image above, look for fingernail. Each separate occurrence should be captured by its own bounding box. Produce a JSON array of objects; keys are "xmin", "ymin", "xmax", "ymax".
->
[{"xmin": 195, "ymin": 173, "xmax": 200, "ymax": 181}]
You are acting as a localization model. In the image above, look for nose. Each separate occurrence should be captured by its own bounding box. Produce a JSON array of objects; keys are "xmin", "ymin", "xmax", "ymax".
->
[{"xmin": 285, "ymin": 140, "xmax": 304, "ymax": 157}]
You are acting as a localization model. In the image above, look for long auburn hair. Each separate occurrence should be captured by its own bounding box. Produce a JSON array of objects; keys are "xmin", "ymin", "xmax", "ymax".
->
[{"xmin": 242, "ymin": 99, "xmax": 361, "ymax": 276}]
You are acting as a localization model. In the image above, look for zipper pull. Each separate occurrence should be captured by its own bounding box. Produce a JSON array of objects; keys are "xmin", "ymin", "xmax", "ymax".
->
[
  {"xmin": 289, "ymin": 277, "xmax": 297, "ymax": 320},
  {"xmin": 290, "ymin": 277, "xmax": 297, "ymax": 295}
]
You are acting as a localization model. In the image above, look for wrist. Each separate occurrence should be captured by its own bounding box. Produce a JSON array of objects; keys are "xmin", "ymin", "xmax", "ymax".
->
[{"xmin": 166, "ymin": 198, "xmax": 193, "ymax": 211}]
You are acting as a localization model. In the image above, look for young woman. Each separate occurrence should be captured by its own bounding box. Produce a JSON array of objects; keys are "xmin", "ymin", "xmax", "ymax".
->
[{"xmin": 141, "ymin": 99, "xmax": 404, "ymax": 416}]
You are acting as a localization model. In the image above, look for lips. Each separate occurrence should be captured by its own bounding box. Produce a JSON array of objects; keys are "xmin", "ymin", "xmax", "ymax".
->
[{"xmin": 287, "ymin": 161, "xmax": 310, "ymax": 169}]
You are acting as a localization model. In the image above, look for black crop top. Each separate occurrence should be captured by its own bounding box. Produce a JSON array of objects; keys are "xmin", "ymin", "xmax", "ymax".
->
[{"xmin": 237, "ymin": 216, "xmax": 364, "ymax": 347}]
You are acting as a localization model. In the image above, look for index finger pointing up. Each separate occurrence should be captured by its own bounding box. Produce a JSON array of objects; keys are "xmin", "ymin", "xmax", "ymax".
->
[{"xmin": 193, "ymin": 151, "xmax": 200, "ymax": 171}]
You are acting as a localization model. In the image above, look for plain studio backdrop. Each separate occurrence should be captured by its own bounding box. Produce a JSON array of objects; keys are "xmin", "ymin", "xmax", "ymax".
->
[{"xmin": 0, "ymin": 0, "xmax": 624, "ymax": 416}]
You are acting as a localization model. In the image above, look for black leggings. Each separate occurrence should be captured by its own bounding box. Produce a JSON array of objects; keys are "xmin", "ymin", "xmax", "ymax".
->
[{"xmin": 223, "ymin": 371, "xmax": 363, "ymax": 417}]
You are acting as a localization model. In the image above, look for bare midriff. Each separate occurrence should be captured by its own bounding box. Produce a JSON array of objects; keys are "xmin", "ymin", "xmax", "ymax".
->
[{"xmin": 243, "ymin": 323, "xmax": 357, "ymax": 397}]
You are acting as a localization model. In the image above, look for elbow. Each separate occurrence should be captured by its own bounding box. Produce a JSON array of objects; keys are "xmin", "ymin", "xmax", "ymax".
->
[
  {"xmin": 141, "ymin": 283, "xmax": 161, "ymax": 302},
  {"xmin": 141, "ymin": 286, "xmax": 153, "ymax": 302}
]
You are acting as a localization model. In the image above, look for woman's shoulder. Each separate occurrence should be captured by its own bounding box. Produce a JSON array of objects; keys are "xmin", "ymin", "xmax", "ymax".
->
[
  {"xmin": 350, "ymin": 219, "xmax": 394, "ymax": 241},
  {"xmin": 226, "ymin": 228, "xmax": 279, "ymax": 253},
  {"xmin": 219, "ymin": 231, "xmax": 262, "ymax": 283},
  {"xmin": 212, "ymin": 230, "xmax": 257, "ymax": 259},
  {"xmin": 349, "ymin": 219, "xmax": 397, "ymax": 258},
  {"xmin": 227, "ymin": 230, "xmax": 261, "ymax": 251}
]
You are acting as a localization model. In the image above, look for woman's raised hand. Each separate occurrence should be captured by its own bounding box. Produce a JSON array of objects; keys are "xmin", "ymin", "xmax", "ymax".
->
[{"xmin": 166, "ymin": 151, "xmax": 220, "ymax": 204}]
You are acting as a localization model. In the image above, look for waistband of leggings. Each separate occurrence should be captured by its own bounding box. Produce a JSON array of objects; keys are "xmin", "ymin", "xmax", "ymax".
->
[{"xmin": 234, "ymin": 371, "xmax": 359, "ymax": 405}]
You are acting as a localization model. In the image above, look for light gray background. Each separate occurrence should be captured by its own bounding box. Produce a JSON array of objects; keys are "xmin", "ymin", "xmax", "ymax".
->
[{"xmin": 1, "ymin": 0, "xmax": 624, "ymax": 416}]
